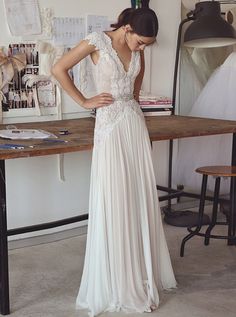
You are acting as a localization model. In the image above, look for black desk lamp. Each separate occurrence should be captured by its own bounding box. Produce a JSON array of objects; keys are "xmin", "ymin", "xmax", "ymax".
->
[{"xmin": 162, "ymin": 0, "xmax": 236, "ymax": 227}]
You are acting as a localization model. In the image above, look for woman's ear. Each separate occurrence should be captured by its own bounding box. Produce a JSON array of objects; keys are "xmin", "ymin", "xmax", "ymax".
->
[{"xmin": 124, "ymin": 24, "xmax": 133, "ymax": 32}]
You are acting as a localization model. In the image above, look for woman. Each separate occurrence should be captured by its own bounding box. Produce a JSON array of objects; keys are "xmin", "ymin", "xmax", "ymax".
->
[{"xmin": 52, "ymin": 3, "xmax": 177, "ymax": 316}]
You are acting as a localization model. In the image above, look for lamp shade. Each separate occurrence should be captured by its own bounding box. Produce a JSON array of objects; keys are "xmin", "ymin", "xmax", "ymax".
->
[
  {"xmin": 182, "ymin": 0, "xmax": 236, "ymax": 11},
  {"xmin": 184, "ymin": 1, "xmax": 236, "ymax": 48}
]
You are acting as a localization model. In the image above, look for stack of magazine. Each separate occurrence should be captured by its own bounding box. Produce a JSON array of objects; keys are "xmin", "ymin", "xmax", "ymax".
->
[{"xmin": 139, "ymin": 93, "xmax": 173, "ymax": 116}]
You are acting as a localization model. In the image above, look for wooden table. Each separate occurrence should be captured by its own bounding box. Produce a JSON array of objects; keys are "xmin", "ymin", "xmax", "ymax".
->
[{"xmin": 1, "ymin": 115, "xmax": 236, "ymax": 314}]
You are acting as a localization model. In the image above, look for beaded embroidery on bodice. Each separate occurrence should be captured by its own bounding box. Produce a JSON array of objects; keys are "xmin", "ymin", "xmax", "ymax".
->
[{"xmin": 85, "ymin": 32, "xmax": 144, "ymax": 147}]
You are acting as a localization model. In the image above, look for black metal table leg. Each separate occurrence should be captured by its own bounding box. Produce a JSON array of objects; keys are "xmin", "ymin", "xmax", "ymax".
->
[
  {"xmin": 228, "ymin": 133, "xmax": 236, "ymax": 245},
  {"xmin": 0, "ymin": 160, "xmax": 10, "ymax": 315},
  {"xmin": 228, "ymin": 174, "xmax": 236, "ymax": 245}
]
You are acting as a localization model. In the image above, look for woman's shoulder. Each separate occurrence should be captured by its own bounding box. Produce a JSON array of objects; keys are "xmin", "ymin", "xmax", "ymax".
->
[{"xmin": 84, "ymin": 32, "xmax": 106, "ymax": 50}]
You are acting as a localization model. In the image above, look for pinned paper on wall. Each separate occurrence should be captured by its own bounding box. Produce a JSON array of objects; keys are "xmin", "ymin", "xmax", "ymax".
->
[
  {"xmin": 3, "ymin": 0, "xmax": 42, "ymax": 36},
  {"xmin": 52, "ymin": 15, "xmax": 109, "ymax": 46},
  {"xmin": 86, "ymin": 15, "xmax": 109, "ymax": 34},
  {"xmin": 22, "ymin": 7, "xmax": 54, "ymax": 41},
  {"xmin": 37, "ymin": 80, "xmax": 56, "ymax": 108},
  {"xmin": 52, "ymin": 17, "xmax": 85, "ymax": 46}
]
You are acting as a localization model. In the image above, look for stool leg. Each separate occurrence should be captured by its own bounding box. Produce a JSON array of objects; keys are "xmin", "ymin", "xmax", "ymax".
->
[
  {"xmin": 228, "ymin": 176, "xmax": 236, "ymax": 245},
  {"xmin": 205, "ymin": 177, "xmax": 221, "ymax": 246},
  {"xmin": 180, "ymin": 174, "xmax": 208, "ymax": 257}
]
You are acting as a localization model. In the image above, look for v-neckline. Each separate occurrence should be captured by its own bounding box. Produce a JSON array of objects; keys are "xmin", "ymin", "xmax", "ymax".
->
[{"xmin": 103, "ymin": 31, "xmax": 134, "ymax": 74}]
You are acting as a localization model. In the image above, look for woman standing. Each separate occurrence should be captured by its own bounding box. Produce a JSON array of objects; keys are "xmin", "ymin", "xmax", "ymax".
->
[{"xmin": 52, "ymin": 2, "xmax": 177, "ymax": 316}]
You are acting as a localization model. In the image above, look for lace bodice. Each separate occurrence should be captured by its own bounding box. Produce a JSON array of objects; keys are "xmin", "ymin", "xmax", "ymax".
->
[{"xmin": 84, "ymin": 32, "xmax": 144, "ymax": 147}]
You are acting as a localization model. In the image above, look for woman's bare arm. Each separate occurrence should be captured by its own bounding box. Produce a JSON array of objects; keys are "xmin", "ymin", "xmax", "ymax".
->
[{"xmin": 51, "ymin": 40, "xmax": 113, "ymax": 109}]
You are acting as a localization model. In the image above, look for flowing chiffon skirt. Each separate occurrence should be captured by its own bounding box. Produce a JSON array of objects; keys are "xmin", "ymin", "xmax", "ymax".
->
[{"xmin": 76, "ymin": 109, "xmax": 177, "ymax": 316}]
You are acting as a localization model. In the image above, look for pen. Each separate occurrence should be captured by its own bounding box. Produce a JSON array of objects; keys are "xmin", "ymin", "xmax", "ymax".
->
[
  {"xmin": 0, "ymin": 144, "xmax": 24, "ymax": 150},
  {"xmin": 43, "ymin": 139, "xmax": 68, "ymax": 143},
  {"xmin": 4, "ymin": 143, "xmax": 34, "ymax": 148}
]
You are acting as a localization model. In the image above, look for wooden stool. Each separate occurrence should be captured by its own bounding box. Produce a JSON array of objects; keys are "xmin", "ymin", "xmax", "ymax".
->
[{"xmin": 180, "ymin": 165, "xmax": 236, "ymax": 257}]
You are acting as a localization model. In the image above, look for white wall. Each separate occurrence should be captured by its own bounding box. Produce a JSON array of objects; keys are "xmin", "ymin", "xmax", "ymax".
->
[
  {"xmin": 1, "ymin": 0, "xmax": 181, "ymax": 240},
  {"xmin": 150, "ymin": 0, "xmax": 181, "ymax": 187}
]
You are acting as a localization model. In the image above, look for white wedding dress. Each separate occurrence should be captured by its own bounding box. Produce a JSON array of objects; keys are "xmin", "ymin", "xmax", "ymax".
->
[
  {"xmin": 76, "ymin": 32, "xmax": 177, "ymax": 317},
  {"xmin": 174, "ymin": 52, "xmax": 236, "ymax": 194}
]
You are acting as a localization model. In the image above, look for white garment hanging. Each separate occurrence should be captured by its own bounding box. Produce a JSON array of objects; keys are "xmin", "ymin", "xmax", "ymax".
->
[{"xmin": 174, "ymin": 51, "xmax": 236, "ymax": 194}]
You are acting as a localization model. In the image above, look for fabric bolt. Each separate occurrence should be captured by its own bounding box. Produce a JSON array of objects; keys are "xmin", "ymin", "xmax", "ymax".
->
[{"xmin": 76, "ymin": 32, "xmax": 177, "ymax": 317}]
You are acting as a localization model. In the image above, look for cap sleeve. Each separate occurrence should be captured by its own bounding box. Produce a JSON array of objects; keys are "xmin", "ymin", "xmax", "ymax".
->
[{"xmin": 84, "ymin": 32, "xmax": 103, "ymax": 51}]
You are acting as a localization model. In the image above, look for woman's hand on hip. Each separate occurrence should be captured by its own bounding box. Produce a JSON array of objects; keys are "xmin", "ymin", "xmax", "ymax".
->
[{"xmin": 82, "ymin": 93, "xmax": 114, "ymax": 109}]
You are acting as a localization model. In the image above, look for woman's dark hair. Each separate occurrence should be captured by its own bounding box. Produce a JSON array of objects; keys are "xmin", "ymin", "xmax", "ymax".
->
[{"xmin": 110, "ymin": 2, "xmax": 158, "ymax": 37}]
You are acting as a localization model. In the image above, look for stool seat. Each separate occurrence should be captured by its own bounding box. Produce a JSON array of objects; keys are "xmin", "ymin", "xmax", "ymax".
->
[{"xmin": 196, "ymin": 165, "xmax": 236, "ymax": 177}]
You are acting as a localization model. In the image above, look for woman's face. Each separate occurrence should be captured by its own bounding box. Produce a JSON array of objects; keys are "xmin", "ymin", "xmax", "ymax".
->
[{"xmin": 125, "ymin": 29, "xmax": 156, "ymax": 51}]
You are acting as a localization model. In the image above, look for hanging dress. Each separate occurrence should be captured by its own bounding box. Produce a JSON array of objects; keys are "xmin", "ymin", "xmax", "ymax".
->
[{"xmin": 174, "ymin": 52, "xmax": 236, "ymax": 194}]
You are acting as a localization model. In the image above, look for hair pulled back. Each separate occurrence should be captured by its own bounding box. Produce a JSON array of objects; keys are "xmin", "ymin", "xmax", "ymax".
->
[{"xmin": 110, "ymin": 1, "xmax": 158, "ymax": 37}]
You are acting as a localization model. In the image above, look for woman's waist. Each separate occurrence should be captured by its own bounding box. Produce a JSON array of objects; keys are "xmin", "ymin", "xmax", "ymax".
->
[
  {"xmin": 98, "ymin": 97, "xmax": 137, "ymax": 110},
  {"xmin": 95, "ymin": 89, "xmax": 135, "ymax": 102},
  {"xmin": 96, "ymin": 98, "xmax": 142, "ymax": 119},
  {"xmin": 112, "ymin": 94, "xmax": 134, "ymax": 102}
]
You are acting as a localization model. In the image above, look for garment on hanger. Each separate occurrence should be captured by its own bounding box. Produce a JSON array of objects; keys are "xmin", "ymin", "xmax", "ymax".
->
[
  {"xmin": 179, "ymin": 48, "xmax": 205, "ymax": 115},
  {"xmin": 178, "ymin": 46, "xmax": 231, "ymax": 115},
  {"xmin": 174, "ymin": 51, "xmax": 236, "ymax": 194}
]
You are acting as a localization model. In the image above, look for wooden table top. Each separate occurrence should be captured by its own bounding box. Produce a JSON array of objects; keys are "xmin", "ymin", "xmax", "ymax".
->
[{"xmin": 0, "ymin": 115, "xmax": 236, "ymax": 160}]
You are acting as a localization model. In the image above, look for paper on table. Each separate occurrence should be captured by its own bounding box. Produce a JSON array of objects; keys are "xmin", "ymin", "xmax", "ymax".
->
[
  {"xmin": 0, "ymin": 129, "xmax": 57, "ymax": 140},
  {"xmin": 4, "ymin": 0, "xmax": 42, "ymax": 36}
]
